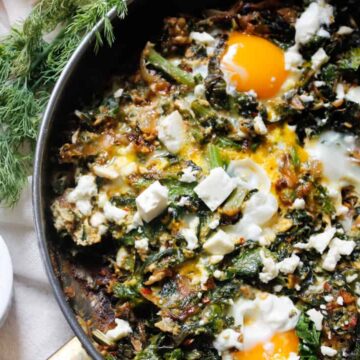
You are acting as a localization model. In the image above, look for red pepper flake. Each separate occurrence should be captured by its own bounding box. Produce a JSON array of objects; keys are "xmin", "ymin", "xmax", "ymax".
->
[
  {"xmin": 183, "ymin": 338, "xmax": 194, "ymax": 346},
  {"xmin": 140, "ymin": 287, "xmax": 152, "ymax": 295},
  {"xmin": 346, "ymin": 315, "xmax": 358, "ymax": 330},
  {"xmin": 324, "ymin": 282, "xmax": 332, "ymax": 292},
  {"xmin": 339, "ymin": 290, "xmax": 355, "ymax": 304}
]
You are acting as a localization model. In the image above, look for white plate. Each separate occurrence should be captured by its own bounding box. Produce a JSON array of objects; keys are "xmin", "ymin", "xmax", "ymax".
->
[{"xmin": 0, "ymin": 235, "xmax": 13, "ymax": 328}]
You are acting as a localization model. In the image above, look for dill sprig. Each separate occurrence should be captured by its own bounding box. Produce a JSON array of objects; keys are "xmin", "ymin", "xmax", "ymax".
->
[{"xmin": 0, "ymin": 0, "xmax": 127, "ymax": 206}]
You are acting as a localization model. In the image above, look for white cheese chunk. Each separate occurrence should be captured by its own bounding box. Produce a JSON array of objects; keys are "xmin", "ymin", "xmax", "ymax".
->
[
  {"xmin": 190, "ymin": 31, "xmax": 216, "ymax": 46},
  {"xmin": 203, "ymin": 230, "xmax": 234, "ymax": 255},
  {"xmin": 156, "ymin": 110, "xmax": 186, "ymax": 154},
  {"xmin": 311, "ymin": 48, "xmax": 329, "ymax": 71},
  {"xmin": 321, "ymin": 346, "xmax": 337, "ymax": 357},
  {"xmin": 194, "ymin": 167, "xmax": 236, "ymax": 211},
  {"xmin": 75, "ymin": 199, "xmax": 92, "ymax": 216},
  {"xmin": 180, "ymin": 166, "xmax": 198, "ymax": 183},
  {"xmin": 336, "ymin": 83, "xmax": 345, "ymax": 100},
  {"xmin": 253, "ymin": 114, "xmax": 268, "ymax": 135},
  {"xmin": 346, "ymin": 274, "xmax": 358, "ymax": 283},
  {"xmin": 345, "ymin": 86, "xmax": 360, "ymax": 105},
  {"xmin": 98, "ymin": 192, "xmax": 108, "ymax": 208},
  {"xmin": 292, "ymin": 198, "xmax": 305, "ymax": 209},
  {"xmin": 295, "ymin": 227, "xmax": 336, "ymax": 254},
  {"xmin": 209, "ymin": 218, "xmax": 220, "ymax": 230},
  {"xmin": 67, "ymin": 174, "xmax": 97, "ymax": 203},
  {"xmin": 135, "ymin": 238, "xmax": 149, "ymax": 252},
  {"xmin": 104, "ymin": 202, "xmax": 127, "ymax": 223},
  {"xmin": 300, "ymin": 94, "xmax": 314, "ymax": 103},
  {"xmin": 213, "ymin": 328, "xmax": 243, "ymax": 353},
  {"xmin": 277, "ymin": 254, "xmax": 301, "ymax": 274},
  {"xmin": 295, "ymin": 1, "xmax": 333, "ymax": 45},
  {"xmin": 306, "ymin": 309, "xmax": 324, "ymax": 331},
  {"xmin": 322, "ymin": 237, "xmax": 356, "ymax": 272},
  {"xmin": 113, "ymin": 88, "xmax": 124, "ymax": 98},
  {"xmin": 259, "ymin": 251, "xmax": 279, "ymax": 283},
  {"xmin": 317, "ymin": 28, "xmax": 330, "ymax": 38},
  {"xmin": 67, "ymin": 174, "xmax": 97, "ymax": 216},
  {"xmin": 194, "ymin": 84, "xmax": 206, "ymax": 98},
  {"xmin": 90, "ymin": 212, "xmax": 106, "ymax": 227},
  {"xmin": 126, "ymin": 211, "xmax": 143, "ymax": 233},
  {"xmin": 136, "ymin": 181, "xmax": 169, "ymax": 222},
  {"xmin": 285, "ymin": 45, "xmax": 304, "ymax": 71},
  {"xmin": 336, "ymin": 296, "xmax": 344, "ymax": 306},
  {"xmin": 105, "ymin": 319, "xmax": 132, "ymax": 342},
  {"xmin": 324, "ymin": 295, "xmax": 334, "ymax": 302}
]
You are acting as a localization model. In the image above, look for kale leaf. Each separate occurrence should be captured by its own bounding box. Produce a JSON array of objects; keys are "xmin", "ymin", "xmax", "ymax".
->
[
  {"xmin": 227, "ymin": 247, "xmax": 263, "ymax": 278},
  {"xmin": 296, "ymin": 313, "xmax": 320, "ymax": 359}
]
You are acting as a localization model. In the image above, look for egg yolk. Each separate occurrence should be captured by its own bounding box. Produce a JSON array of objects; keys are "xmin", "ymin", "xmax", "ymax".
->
[
  {"xmin": 221, "ymin": 33, "xmax": 288, "ymax": 99},
  {"xmin": 233, "ymin": 330, "xmax": 299, "ymax": 360}
]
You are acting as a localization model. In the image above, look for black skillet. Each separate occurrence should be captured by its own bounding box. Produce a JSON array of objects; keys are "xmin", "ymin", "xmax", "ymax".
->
[{"xmin": 33, "ymin": 0, "xmax": 235, "ymax": 358}]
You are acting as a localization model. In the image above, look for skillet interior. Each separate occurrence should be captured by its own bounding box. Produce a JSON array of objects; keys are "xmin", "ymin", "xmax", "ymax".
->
[{"xmin": 33, "ymin": 0, "xmax": 235, "ymax": 357}]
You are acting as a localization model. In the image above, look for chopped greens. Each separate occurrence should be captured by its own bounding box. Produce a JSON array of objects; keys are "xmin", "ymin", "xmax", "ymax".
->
[{"xmin": 49, "ymin": 1, "xmax": 360, "ymax": 359}]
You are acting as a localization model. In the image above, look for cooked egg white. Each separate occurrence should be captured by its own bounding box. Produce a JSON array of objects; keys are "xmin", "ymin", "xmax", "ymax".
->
[
  {"xmin": 305, "ymin": 131, "xmax": 360, "ymax": 207},
  {"xmin": 213, "ymin": 292, "xmax": 300, "ymax": 359}
]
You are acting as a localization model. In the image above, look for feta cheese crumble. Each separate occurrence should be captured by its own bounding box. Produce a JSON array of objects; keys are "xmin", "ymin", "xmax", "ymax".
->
[
  {"xmin": 104, "ymin": 202, "xmax": 127, "ymax": 223},
  {"xmin": 180, "ymin": 166, "xmax": 198, "ymax": 183},
  {"xmin": 190, "ymin": 31, "xmax": 216, "ymax": 46},
  {"xmin": 292, "ymin": 198, "xmax": 305, "ymax": 209},
  {"xmin": 203, "ymin": 229, "xmax": 235, "ymax": 256},
  {"xmin": 277, "ymin": 254, "xmax": 301, "ymax": 275},
  {"xmin": 295, "ymin": 0, "xmax": 334, "ymax": 45},
  {"xmin": 295, "ymin": 227, "xmax": 336, "ymax": 254},
  {"xmin": 253, "ymin": 114, "xmax": 268, "ymax": 135},
  {"xmin": 321, "ymin": 346, "xmax": 337, "ymax": 357},
  {"xmin": 194, "ymin": 167, "xmax": 236, "ymax": 211},
  {"xmin": 259, "ymin": 251, "xmax": 279, "ymax": 283},
  {"xmin": 105, "ymin": 319, "xmax": 132, "ymax": 342},
  {"xmin": 322, "ymin": 237, "xmax": 356, "ymax": 272},
  {"xmin": 311, "ymin": 48, "xmax": 329, "ymax": 71},
  {"xmin": 306, "ymin": 308, "xmax": 324, "ymax": 331},
  {"xmin": 67, "ymin": 174, "xmax": 97, "ymax": 216},
  {"xmin": 136, "ymin": 181, "xmax": 169, "ymax": 222},
  {"xmin": 156, "ymin": 111, "xmax": 186, "ymax": 154}
]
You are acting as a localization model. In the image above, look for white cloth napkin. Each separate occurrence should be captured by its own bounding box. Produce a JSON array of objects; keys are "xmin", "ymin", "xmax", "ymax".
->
[
  {"xmin": 0, "ymin": 179, "xmax": 73, "ymax": 359},
  {"xmin": 0, "ymin": 1, "xmax": 73, "ymax": 358}
]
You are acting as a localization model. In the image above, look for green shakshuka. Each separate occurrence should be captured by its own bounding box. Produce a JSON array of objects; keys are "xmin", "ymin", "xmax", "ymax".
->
[{"xmin": 51, "ymin": 1, "xmax": 360, "ymax": 359}]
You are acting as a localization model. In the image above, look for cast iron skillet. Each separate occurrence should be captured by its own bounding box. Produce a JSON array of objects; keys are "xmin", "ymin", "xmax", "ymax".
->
[{"xmin": 33, "ymin": 0, "xmax": 234, "ymax": 358}]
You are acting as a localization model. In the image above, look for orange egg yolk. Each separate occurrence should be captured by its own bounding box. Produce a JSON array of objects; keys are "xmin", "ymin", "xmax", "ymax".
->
[
  {"xmin": 221, "ymin": 33, "xmax": 288, "ymax": 99},
  {"xmin": 233, "ymin": 330, "xmax": 299, "ymax": 360}
]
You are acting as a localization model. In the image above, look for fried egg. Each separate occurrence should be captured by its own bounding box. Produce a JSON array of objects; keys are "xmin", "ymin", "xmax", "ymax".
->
[
  {"xmin": 220, "ymin": 33, "xmax": 288, "ymax": 99},
  {"xmin": 229, "ymin": 293, "xmax": 300, "ymax": 359}
]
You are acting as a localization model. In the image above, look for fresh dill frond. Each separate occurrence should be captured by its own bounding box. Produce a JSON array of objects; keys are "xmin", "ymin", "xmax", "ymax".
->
[{"xmin": 0, "ymin": 0, "xmax": 127, "ymax": 207}]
